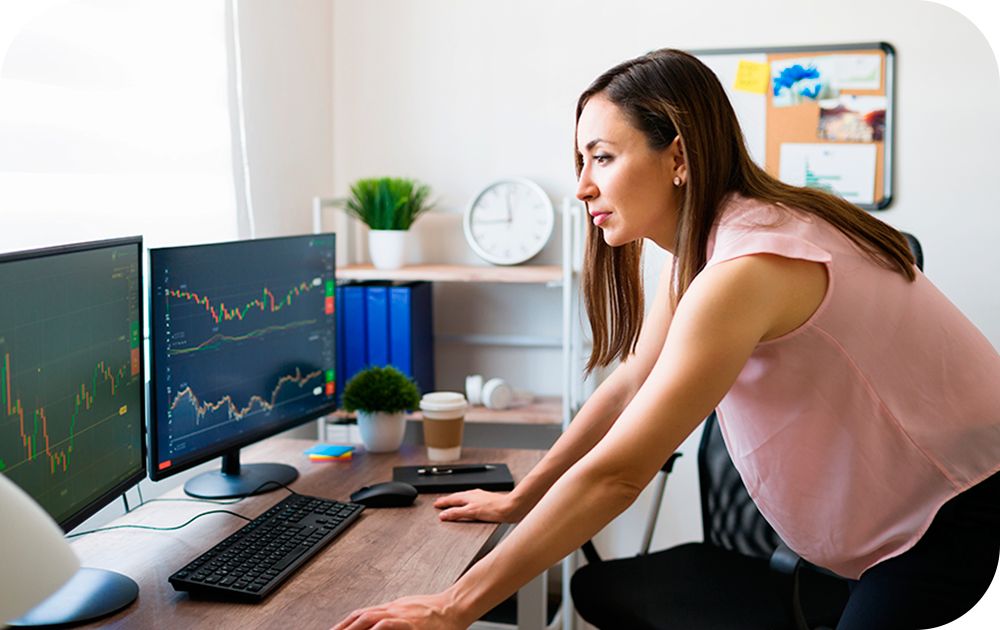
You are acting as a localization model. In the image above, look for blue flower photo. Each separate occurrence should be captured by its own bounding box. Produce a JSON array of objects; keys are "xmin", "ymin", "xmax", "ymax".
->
[{"xmin": 772, "ymin": 60, "xmax": 837, "ymax": 106}]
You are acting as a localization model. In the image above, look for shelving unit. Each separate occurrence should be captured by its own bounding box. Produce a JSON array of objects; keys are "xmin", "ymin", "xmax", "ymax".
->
[
  {"xmin": 313, "ymin": 196, "xmax": 586, "ymax": 630},
  {"xmin": 313, "ymin": 197, "xmax": 586, "ymax": 434}
]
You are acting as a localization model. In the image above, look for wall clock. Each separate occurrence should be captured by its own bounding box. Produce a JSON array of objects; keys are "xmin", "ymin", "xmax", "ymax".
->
[{"xmin": 463, "ymin": 178, "xmax": 554, "ymax": 266}]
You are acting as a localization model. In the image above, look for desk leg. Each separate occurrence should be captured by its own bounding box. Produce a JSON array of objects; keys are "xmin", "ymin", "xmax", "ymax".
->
[{"xmin": 516, "ymin": 569, "xmax": 547, "ymax": 630}]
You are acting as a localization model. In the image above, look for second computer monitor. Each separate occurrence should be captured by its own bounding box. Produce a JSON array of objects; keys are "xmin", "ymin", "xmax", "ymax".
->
[{"xmin": 148, "ymin": 234, "xmax": 337, "ymax": 498}]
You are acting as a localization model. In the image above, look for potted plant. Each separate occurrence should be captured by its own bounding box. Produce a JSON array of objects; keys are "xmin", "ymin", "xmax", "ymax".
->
[
  {"xmin": 342, "ymin": 365, "xmax": 421, "ymax": 452},
  {"xmin": 336, "ymin": 177, "xmax": 433, "ymax": 270}
]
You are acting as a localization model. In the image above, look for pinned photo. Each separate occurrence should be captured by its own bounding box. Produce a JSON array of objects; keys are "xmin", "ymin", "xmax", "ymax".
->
[
  {"xmin": 772, "ymin": 60, "xmax": 837, "ymax": 107},
  {"xmin": 818, "ymin": 95, "xmax": 887, "ymax": 142}
]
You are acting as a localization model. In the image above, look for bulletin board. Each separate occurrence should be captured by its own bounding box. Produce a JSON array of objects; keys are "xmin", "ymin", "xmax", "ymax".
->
[{"xmin": 693, "ymin": 43, "xmax": 895, "ymax": 210}]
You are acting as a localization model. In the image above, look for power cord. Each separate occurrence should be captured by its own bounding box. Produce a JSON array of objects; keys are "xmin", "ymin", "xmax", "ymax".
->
[
  {"xmin": 139, "ymin": 479, "xmax": 301, "ymax": 506},
  {"xmin": 66, "ymin": 510, "xmax": 251, "ymax": 539},
  {"xmin": 69, "ymin": 480, "xmax": 301, "ymax": 539}
]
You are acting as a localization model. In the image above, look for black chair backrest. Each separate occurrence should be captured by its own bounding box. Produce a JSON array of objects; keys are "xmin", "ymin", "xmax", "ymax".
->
[
  {"xmin": 902, "ymin": 231, "xmax": 923, "ymax": 271},
  {"xmin": 698, "ymin": 412, "xmax": 782, "ymax": 559}
]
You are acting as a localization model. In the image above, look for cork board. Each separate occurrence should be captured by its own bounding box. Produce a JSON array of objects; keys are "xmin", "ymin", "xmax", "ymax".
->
[{"xmin": 695, "ymin": 43, "xmax": 895, "ymax": 210}]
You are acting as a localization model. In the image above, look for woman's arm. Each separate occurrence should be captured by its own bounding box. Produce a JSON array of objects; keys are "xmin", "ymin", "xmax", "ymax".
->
[
  {"xmin": 335, "ymin": 254, "xmax": 823, "ymax": 629},
  {"xmin": 435, "ymin": 257, "xmax": 677, "ymax": 522}
]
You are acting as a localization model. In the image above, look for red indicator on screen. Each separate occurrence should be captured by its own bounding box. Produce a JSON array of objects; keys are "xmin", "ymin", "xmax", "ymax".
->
[
  {"xmin": 324, "ymin": 296, "xmax": 334, "ymax": 315},
  {"xmin": 158, "ymin": 460, "xmax": 172, "ymax": 471},
  {"xmin": 325, "ymin": 382, "xmax": 335, "ymax": 396}
]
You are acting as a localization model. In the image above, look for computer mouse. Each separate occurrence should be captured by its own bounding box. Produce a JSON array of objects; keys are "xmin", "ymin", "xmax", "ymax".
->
[{"xmin": 350, "ymin": 481, "xmax": 418, "ymax": 508}]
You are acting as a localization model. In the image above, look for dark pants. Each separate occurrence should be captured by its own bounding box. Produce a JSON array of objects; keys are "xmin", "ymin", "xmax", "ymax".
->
[{"xmin": 837, "ymin": 470, "xmax": 1000, "ymax": 630}]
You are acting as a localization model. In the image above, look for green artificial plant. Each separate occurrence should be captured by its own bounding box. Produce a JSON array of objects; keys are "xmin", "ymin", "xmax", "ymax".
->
[
  {"xmin": 342, "ymin": 365, "xmax": 421, "ymax": 414},
  {"xmin": 337, "ymin": 177, "xmax": 433, "ymax": 230}
]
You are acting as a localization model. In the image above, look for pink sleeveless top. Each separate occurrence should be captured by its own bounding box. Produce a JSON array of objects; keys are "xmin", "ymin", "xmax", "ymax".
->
[{"xmin": 706, "ymin": 194, "xmax": 1000, "ymax": 579}]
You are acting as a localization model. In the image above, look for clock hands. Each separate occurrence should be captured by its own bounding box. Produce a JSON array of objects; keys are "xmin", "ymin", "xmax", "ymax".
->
[{"xmin": 478, "ymin": 189, "xmax": 513, "ymax": 226}]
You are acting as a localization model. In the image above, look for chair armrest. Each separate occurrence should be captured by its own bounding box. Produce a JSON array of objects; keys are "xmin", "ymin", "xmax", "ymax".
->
[
  {"xmin": 769, "ymin": 541, "xmax": 803, "ymax": 575},
  {"xmin": 662, "ymin": 452, "xmax": 683, "ymax": 474}
]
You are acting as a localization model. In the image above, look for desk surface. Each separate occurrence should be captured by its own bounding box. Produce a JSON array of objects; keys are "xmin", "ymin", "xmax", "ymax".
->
[{"xmin": 71, "ymin": 439, "xmax": 543, "ymax": 630}]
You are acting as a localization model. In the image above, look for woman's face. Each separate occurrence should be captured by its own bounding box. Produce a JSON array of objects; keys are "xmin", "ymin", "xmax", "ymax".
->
[{"xmin": 575, "ymin": 94, "xmax": 684, "ymax": 251}]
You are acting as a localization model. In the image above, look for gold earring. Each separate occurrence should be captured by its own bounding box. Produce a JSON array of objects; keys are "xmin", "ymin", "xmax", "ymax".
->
[{"xmin": 673, "ymin": 176, "xmax": 681, "ymax": 187}]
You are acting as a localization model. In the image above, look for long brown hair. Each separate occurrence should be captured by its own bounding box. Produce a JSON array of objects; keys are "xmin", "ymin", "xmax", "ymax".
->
[{"xmin": 576, "ymin": 48, "xmax": 914, "ymax": 372}]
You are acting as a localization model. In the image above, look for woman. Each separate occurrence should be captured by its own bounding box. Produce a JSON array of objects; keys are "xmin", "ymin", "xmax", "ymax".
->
[{"xmin": 335, "ymin": 48, "xmax": 1000, "ymax": 630}]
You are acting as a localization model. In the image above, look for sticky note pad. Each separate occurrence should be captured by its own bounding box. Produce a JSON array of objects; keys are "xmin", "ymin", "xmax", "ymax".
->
[
  {"xmin": 305, "ymin": 444, "xmax": 354, "ymax": 457},
  {"xmin": 309, "ymin": 453, "xmax": 352, "ymax": 462},
  {"xmin": 733, "ymin": 60, "xmax": 770, "ymax": 95}
]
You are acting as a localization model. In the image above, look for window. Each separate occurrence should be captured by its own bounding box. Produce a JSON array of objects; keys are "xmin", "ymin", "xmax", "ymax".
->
[{"xmin": 0, "ymin": 0, "xmax": 238, "ymax": 253}]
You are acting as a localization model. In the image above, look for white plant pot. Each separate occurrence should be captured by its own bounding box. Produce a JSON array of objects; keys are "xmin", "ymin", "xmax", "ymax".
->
[
  {"xmin": 368, "ymin": 229, "xmax": 407, "ymax": 270},
  {"xmin": 356, "ymin": 410, "xmax": 407, "ymax": 453}
]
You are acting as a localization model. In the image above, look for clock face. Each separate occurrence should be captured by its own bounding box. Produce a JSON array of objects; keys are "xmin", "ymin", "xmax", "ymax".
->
[{"xmin": 463, "ymin": 178, "xmax": 554, "ymax": 265}]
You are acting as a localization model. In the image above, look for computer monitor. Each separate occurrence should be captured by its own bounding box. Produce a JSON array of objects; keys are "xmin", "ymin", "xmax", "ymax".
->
[
  {"xmin": 0, "ymin": 237, "xmax": 144, "ymax": 626},
  {"xmin": 148, "ymin": 234, "xmax": 337, "ymax": 499}
]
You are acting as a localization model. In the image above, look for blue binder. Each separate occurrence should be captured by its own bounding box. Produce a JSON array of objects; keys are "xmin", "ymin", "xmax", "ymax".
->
[
  {"xmin": 342, "ymin": 283, "xmax": 367, "ymax": 382},
  {"xmin": 336, "ymin": 285, "xmax": 346, "ymax": 404},
  {"xmin": 388, "ymin": 281, "xmax": 434, "ymax": 394},
  {"xmin": 365, "ymin": 284, "xmax": 390, "ymax": 366}
]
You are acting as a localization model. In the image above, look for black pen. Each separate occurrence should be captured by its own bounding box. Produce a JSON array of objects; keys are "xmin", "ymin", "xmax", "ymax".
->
[{"xmin": 416, "ymin": 464, "xmax": 496, "ymax": 476}]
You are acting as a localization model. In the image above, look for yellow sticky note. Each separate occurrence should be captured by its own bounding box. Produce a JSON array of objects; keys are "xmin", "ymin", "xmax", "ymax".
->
[{"xmin": 733, "ymin": 60, "xmax": 770, "ymax": 95}]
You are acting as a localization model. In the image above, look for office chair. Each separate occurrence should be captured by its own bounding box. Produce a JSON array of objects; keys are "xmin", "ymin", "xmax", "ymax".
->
[
  {"xmin": 572, "ymin": 412, "xmax": 849, "ymax": 630},
  {"xmin": 902, "ymin": 231, "xmax": 923, "ymax": 270},
  {"xmin": 571, "ymin": 232, "xmax": 924, "ymax": 630}
]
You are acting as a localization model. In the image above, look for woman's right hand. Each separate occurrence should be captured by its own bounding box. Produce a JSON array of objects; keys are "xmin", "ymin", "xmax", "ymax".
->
[{"xmin": 433, "ymin": 489, "xmax": 526, "ymax": 523}]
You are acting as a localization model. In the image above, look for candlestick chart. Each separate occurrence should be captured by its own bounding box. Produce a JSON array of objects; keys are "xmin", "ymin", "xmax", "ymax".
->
[
  {"xmin": 150, "ymin": 236, "xmax": 336, "ymax": 472},
  {"xmin": 0, "ymin": 243, "xmax": 143, "ymax": 525}
]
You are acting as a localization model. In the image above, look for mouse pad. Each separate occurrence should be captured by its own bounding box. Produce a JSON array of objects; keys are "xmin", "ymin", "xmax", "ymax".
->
[{"xmin": 392, "ymin": 463, "xmax": 515, "ymax": 493}]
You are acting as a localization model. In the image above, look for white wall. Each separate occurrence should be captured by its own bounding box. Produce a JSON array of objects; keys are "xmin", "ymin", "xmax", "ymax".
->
[
  {"xmin": 323, "ymin": 0, "xmax": 1000, "ymax": 559},
  {"xmin": 237, "ymin": 0, "xmax": 334, "ymax": 239}
]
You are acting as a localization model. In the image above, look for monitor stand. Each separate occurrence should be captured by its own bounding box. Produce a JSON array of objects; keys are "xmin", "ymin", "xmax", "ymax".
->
[
  {"xmin": 183, "ymin": 447, "xmax": 299, "ymax": 499},
  {"xmin": 9, "ymin": 567, "xmax": 138, "ymax": 627}
]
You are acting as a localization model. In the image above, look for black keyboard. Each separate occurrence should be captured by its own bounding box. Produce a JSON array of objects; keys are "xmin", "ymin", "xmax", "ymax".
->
[{"xmin": 169, "ymin": 493, "xmax": 364, "ymax": 602}]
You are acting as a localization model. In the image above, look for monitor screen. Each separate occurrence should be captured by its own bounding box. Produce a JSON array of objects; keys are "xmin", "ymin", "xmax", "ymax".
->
[
  {"xmin": 148, "ymin": 234, "xmax": 336, "ymax": 494},
  {"xmin": 0, "ymin": 237, "xmax": 145, "ymax": 532}
]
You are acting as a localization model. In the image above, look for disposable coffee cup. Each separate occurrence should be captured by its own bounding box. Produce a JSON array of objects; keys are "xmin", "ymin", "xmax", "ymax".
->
[{"xmin": 419, "ymin": 392, "xmax": 467, "ymax": 462}]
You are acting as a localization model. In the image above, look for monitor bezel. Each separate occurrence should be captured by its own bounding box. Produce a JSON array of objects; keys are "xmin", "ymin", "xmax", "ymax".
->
[
  {"xmin": 0, "ymin": 236, "xmax": 147, "ymax": 533},
  {"xmin": 146, "ymin": 233, "xmax": 338, "ymax": 482}
]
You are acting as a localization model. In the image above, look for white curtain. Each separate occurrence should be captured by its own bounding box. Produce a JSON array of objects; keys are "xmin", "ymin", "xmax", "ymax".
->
[{"xmin": 0, "ymin": 0, "xmax": 239, "ymax": 254}]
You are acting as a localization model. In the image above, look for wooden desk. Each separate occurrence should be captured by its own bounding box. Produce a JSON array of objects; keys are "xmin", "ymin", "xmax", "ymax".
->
[{"xmin": 71, "ymin": 439, "xmax": 544, "ymax": 629}]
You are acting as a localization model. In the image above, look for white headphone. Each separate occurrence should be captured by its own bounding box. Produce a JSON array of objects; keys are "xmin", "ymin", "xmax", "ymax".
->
[{"xmin": 465, "ymin": 374, "xmax": 514, "ymax": 410}]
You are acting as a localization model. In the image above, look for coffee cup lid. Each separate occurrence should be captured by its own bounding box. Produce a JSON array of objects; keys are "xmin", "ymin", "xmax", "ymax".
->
[{"xmin": 420, "ymin": 391, "xmax": 467, "ymax": 412}]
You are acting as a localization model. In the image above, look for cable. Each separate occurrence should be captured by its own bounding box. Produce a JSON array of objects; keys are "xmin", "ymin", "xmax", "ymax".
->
[
  {"xmin": 68, "ymin": 480, "xmax": 300, "ymax": 539},
  {"xmin": 141, "ymin": 479, "xmax": 300, "ymax": 507},
  {"xmin": 66, "ymin": 510, "xmax": 252, "ymax": 539}
]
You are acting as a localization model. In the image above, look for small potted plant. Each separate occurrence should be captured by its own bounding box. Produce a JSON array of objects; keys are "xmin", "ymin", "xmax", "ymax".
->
[
  {"xmin": 336, "ymin": 177, "xmax": 433, "ymax": 270},
  {"xmin": 342, "ymin": 365, "xmax": 421, "ymax": 452}
]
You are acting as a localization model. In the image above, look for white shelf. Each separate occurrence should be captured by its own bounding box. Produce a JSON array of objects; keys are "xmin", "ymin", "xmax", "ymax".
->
[
  {"xmin": 338, "ymin": 264, "xmax": 562, "ymax": 285},
  {"xmin": 330, "ymin": 395, "xmax": 562, "ymax": 427}
]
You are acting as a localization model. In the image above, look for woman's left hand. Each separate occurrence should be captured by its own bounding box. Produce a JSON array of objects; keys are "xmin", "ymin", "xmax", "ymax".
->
[{"xmin": 331, "ymin": 592, "xmax": 468, "ymax": 630}]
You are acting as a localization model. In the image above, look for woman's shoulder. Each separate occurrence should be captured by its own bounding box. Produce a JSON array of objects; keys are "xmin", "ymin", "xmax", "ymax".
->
[
  {"xmin": 707, "ymin": 193, "xmax": 831, "ymax": 267},
  {"xmin": 715, "ymin": 192, "xmax": 802, "ymax": 230}
]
